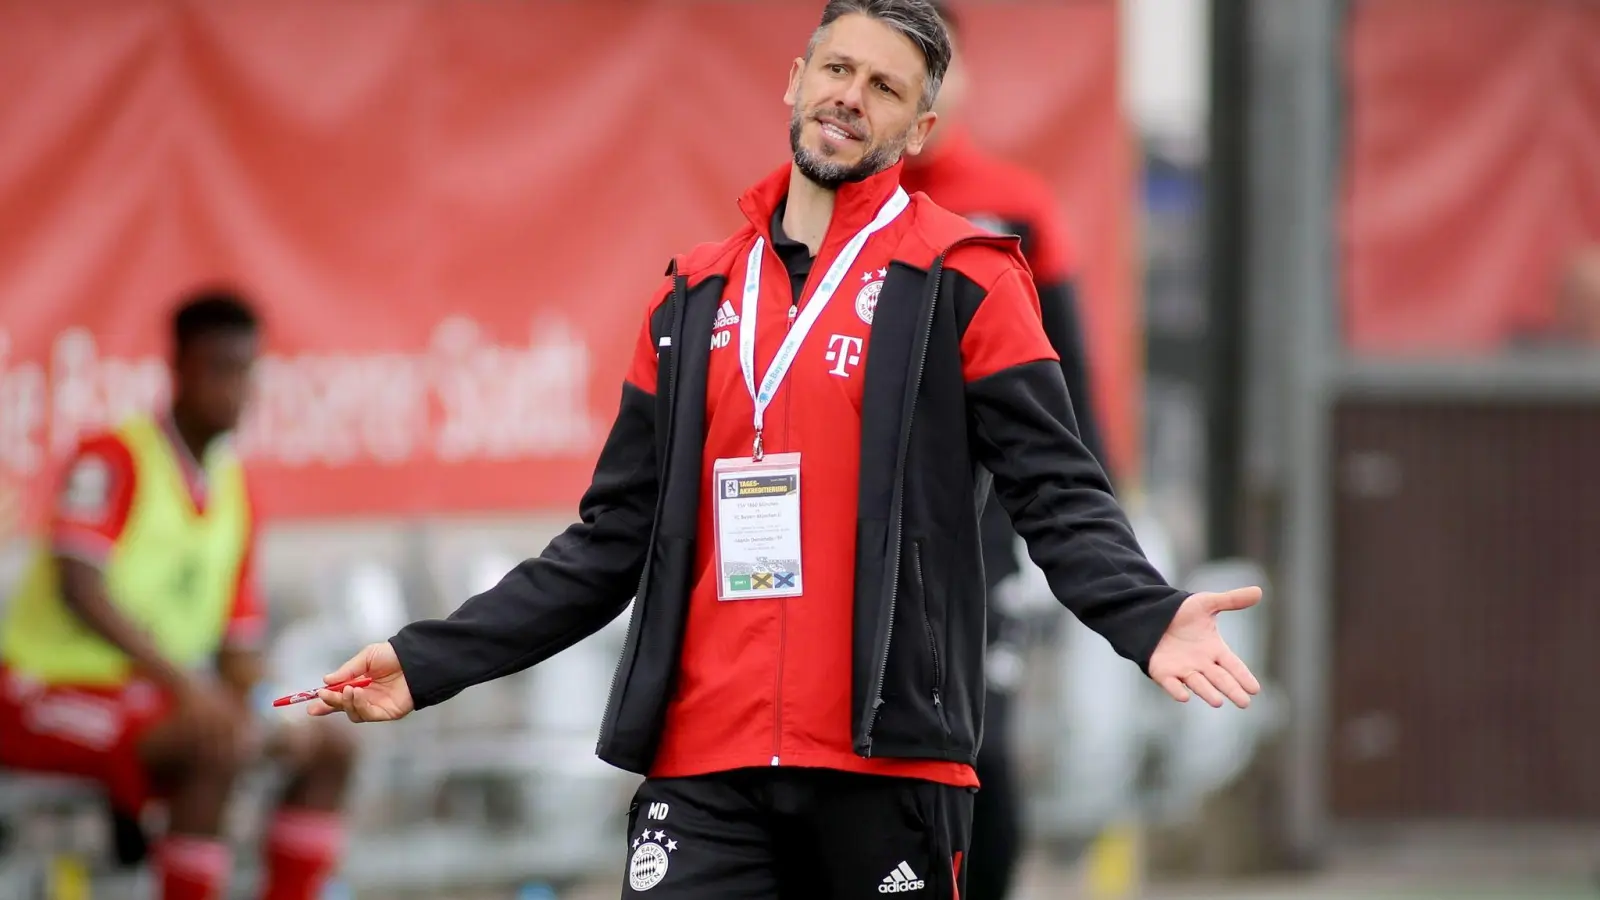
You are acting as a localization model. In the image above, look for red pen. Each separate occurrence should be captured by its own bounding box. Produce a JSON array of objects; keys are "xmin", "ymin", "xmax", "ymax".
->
[{"xmin": 272, "ymin": 677, "xmax": 373, "ymax": 708}]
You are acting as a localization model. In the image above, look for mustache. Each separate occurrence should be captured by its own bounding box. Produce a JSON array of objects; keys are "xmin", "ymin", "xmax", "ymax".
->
[{"xmin": 812, "ymin": 108, "xmax": 865, "ymax": 134}]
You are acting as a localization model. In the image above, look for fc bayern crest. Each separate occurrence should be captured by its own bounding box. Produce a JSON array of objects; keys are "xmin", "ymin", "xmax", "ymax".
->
[
  {"xmin": 629, "ymin": 843, "xmax": 669, "ymax": 891},
  {"xmin": 628, "ymin": 828, "xmax": 678, "ymax": 892},
  {"xmin": 855, "ymin": 278, "xmax": 883, "ymax": 325}
]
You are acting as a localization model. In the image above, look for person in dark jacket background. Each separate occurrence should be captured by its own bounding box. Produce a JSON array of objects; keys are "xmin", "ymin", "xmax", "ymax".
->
[
  {"xmin": 309, "ymin": 2, "xmax": 1261, "ymax": 898},
  {"xmin": 901, "ymin": 4, "xmax": 1114, "ymax": 896}
]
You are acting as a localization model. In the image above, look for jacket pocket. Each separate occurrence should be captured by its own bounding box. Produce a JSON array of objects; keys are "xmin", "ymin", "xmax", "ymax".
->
[{"xmin": 912, "ymin": 540, "xmax": 951, "ymax": 737}]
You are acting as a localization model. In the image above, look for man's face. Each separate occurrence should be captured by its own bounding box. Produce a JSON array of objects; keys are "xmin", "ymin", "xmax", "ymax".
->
[
  {"xmin": 784, "ymin": 13, "xmax": 939, "ymax": 189},
  {"xmin": 175, "ymin": 330, "xmax": 259, "ymax": 434}
]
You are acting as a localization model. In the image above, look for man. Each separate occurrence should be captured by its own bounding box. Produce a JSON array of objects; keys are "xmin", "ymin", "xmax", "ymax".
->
[
  {"xmin": 0, "ymin": 290, "xmax": 355, "ymax": 900},
  {"xmin": 899, "ymin": 5, "xmax": 1110, "ymax": 896},
  {"xmin": 311, "ymin": 3, "xmax": 1261, "ymax": 898}
]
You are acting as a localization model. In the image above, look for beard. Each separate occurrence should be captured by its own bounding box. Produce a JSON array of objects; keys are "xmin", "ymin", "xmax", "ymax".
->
[{"xmin": 789, "ymin": 104, "xmax": 907, "ymax": 190}]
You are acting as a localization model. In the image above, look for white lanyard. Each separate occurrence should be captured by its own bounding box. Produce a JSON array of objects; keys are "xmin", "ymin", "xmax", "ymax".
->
[{"xmin": 739, "ymin": 186, "xmax": 909, "ymax": 459}]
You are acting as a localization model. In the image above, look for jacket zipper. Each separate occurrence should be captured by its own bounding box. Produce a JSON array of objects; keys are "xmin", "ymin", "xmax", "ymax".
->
[
  {"xmin": 911, "ymin": 540, "xmax": 948, "ymax": 734},
  {"xmin": 597, "ymin": 273, "xmax": 685, "ymax": 750},
  {"xmin": 863, "ymin": 252, "xmax": 946, "ymax": 753}
]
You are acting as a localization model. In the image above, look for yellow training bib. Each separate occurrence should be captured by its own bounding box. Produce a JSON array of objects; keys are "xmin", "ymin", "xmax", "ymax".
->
[{"xmin": 0, "ymin": 415, "xmax": 252, "ymax": 686}]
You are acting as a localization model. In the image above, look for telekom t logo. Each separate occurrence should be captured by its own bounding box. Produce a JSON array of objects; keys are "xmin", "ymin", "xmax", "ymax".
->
[{"xmin": 824, "ymin": 334, "xmax": 864, "ymax": 377}]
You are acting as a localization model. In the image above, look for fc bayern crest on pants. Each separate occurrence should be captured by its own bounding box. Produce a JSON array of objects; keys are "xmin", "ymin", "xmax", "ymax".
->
[
  {"xmin": 628, "ymin": 828, "xmax": 677, "ymax": 891},
  {"xmin": 855, "ymin": 268, "xmax": 886, "ymax": 324}
]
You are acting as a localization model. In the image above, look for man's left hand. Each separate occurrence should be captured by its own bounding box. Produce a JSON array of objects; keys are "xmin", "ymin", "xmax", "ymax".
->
[{"xmin": 1148, "ymin": 587, "xmax": 1263, "ymax": 709}]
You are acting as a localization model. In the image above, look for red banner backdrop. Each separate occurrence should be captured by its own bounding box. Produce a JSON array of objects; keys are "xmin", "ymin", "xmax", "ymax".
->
[
  {"xmin": 0, "ymin": 0, "xmax": 1134, "ymax": 524},
  {"xmin": 1342, "ymin": 0, "xmax": 1600, "ymax": 354}
]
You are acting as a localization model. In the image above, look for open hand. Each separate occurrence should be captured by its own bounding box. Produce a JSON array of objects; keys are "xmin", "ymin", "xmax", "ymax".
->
[
  {"xmin": 306, "ymin": 641, "xmax": 415, "ymax": 723},
  {"xmin": 1148, "ymin": 587, "xmax": 1263, "ymax": 709}
]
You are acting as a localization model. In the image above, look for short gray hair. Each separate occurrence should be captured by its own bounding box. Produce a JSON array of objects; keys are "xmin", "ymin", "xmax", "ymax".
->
[{"xmin": 805, "ymin": 0, "xmax": 953, "ymax": 112}]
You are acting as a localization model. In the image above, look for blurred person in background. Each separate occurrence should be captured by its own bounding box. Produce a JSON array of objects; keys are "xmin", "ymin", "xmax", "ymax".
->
[
  {"xmin": 0, "ymin": 290, "xmax": 356, "ymax": 900},
  {"xmin": 1507, "ymin": 242, "xmax": 1600, "ymax": 350},
  {"xmin": 312, "ymin": 2, "xmax": 1259, "ymax": 898},
  {"xmin": 0, "ymin": 478, "xmax": 20, "ymax": 547},
  {"xmin": 1552, "ymin": 243, "xmax": 1600, "ymax": 345},
  {"xmin": 902, "ymin": 4, "xmax": 1113, "ymax": 897}
]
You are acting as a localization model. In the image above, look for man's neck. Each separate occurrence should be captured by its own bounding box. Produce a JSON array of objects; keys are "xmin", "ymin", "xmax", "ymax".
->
[{"xmin": 781, "ymin": 165, "xmax": 837, "ymax": 257}]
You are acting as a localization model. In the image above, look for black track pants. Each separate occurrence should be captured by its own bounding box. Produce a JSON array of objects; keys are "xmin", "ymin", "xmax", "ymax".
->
[{"xmin": 620, "ymin": 767, "xmax": 975, "ymax": 898}]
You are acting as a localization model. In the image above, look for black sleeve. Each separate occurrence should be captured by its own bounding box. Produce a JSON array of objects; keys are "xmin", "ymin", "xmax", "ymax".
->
[
  {"xmin": 1035, "ymin": 277, "xmax": 1111, "ymax": 479},
  {"xmin": 958, "ymin": 264, "xmax": 1185, "ymax": 669},
  {"xmin": 388, "ymin": 381, "xmax": 659, "ymax": 709}
]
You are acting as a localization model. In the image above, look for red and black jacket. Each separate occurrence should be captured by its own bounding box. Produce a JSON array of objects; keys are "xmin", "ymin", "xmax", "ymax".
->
[
  {"xmin": 388, "ymin": 162, "xmax": 1185, "ymax": 775},
  {"xmin": 902, "ymin": 127, "xmax": 1109, "ymax": 602}
]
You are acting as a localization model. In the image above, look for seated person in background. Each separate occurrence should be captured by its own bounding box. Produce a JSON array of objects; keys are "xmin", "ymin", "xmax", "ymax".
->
[{"xmin": 0, "ymin": 290, "xmax": 355, "ymax": 900}]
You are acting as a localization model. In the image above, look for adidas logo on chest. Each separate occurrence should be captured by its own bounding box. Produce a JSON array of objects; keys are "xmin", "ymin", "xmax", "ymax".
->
[{"xmin": 711, "ymin": 300, "xmax": 739, "ymax": 350}]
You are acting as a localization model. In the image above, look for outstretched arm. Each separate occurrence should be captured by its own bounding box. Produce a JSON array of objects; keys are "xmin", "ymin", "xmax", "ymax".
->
[
  {"xmin": 312, "ymin": 280, "xmax": 675, "ymax": 719},
  {"xmin": 957, "ymin": 254, "xmax": 1260, "ymax": 706}
]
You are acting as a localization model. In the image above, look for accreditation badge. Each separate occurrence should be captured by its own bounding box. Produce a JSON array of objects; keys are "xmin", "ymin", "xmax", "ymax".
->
[{"xmin": 712, "ymin": 452, "xmax": 803, "ymax": 601}]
